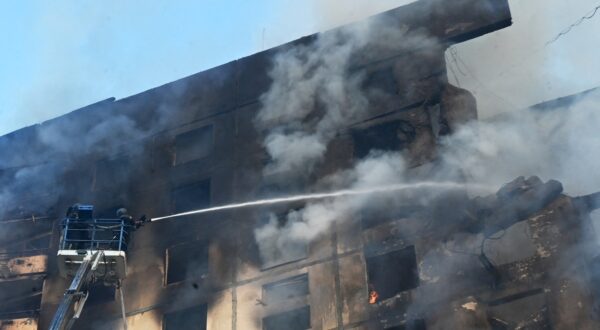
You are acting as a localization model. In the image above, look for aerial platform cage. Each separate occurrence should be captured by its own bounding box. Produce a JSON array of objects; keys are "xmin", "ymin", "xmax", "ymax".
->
[
  {"xmin": 51, "ymin": 204, "xmax": 144, "ymax": 330},
  {"xmin": 57, "ymin": 204, "xmax": 131, "ymax": 282}
]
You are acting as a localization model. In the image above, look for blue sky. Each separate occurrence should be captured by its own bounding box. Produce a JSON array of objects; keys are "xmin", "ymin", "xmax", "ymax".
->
[
  {"xmin": 1, "ymin": 0, "xmax": 600, "ymax": 135},
  {"xmin": 0, "ymin": 0, "xmax": 314, "ymax": 135}
]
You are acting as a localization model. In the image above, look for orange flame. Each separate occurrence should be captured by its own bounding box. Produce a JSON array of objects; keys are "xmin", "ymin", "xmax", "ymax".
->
[{"xmin": 369, "ymin": 290, "xmax": 379, "ymax": 304}]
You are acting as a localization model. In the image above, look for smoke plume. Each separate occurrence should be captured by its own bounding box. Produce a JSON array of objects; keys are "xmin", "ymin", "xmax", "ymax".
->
[
  {"xmin": 254, "ymin": 22, "xmax": 371, "ymax": 179},
  {"xmin": 440, "ymin": 91, "xmax": 600, "ymax": 195},
  {"xmin": 253, "ymin": 9, "xmax": 600, "ymax": 267}
]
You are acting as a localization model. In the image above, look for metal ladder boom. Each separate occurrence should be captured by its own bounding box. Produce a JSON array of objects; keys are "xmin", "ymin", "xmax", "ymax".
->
[{"xmin": 49, "ymin": 251, "xmax": 104, "ymax": 330}]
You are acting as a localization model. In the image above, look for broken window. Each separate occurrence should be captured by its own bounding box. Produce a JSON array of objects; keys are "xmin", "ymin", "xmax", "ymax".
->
[
  {"xmin": 366, "ymin": 246, "xmax": 419, "ymax": 301},
  {"xmin": 352, "ymin": 120, "xmax": 416, "ymax": 159},
  {"xmin": 263, "ymin": 305, "xmax": 310, "ymax": 330},
  {"xmin": 163, "ymin": 304, "xmax": 207, "ymax": 330},
  {"xmin": 174, "ymin": 125, "xmax": 214, "ymax": 165},
  {"xmin": 171, "ymin": 180, "xmax": 211, "ymax": 213},
  {"xmin": 263, "ymin": 273, "xmax": 309, "ymax": 304},
  {"xmin": 165, "ymin": 240, "xmax": 209, "ymax": 285}
]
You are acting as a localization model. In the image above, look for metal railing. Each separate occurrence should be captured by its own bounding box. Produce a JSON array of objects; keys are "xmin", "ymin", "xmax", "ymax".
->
[{"xmin": 60, "ymin": 218, "xmax": 132, "ymax": 251}]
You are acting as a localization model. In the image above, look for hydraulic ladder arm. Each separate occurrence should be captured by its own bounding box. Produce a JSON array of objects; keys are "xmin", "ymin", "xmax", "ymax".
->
[
  {"xmin": 50, "ymin": 204, "xmax": 143, "ymax": 329},
  {"xmin": 49, "ymin": 251, "xmax": 104, "ymax": 330}
]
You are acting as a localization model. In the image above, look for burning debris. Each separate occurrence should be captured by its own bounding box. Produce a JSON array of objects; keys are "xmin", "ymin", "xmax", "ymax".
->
[{"xmin": 368, "ymin": 284, "xmax": 379, "ymax": 304}]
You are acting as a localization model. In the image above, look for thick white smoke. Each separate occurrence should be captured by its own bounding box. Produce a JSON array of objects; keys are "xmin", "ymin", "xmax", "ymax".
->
[
  {"xmin": 255, "ymin": 88, "xmax": 600, "ymax": 262},
  {"xmin": 254, "ymin": 22, "xmax": 372, "ymax": 179},
  {"xmin": 446, "ymin": 0, "xmax": 600, "ymax": 118},
  {"xmin": 253, "ymin": 8, "xmax": 600, "ymax": 266},
  {"xmin": 255, "ymin": 15, "xmax": 440, "ymax": 181},
  {"xmin": 441, "ymin": 91, "xmax": 600, "ymax": 195},
  {"xmin": 255, "ymin": 152, "xmax": 411, "ymax": 264},
  {"xmin": 0, "ymin": 86, "xmax": 185, "ymax": 224},
  {"xmin": 252, "ymin": 10, "xmax": 450, "ymax": 264}
]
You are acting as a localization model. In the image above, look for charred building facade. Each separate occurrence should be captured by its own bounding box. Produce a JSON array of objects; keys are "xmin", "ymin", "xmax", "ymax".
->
[{"xmin": 1, "ymin": 0, "xmax": 600, "ymax": 329}]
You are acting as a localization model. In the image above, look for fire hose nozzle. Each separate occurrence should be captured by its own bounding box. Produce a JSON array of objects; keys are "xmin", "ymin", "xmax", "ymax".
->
[{"xmin": 135, "ymin": 215, "xmax": 150, "ymax": 228}]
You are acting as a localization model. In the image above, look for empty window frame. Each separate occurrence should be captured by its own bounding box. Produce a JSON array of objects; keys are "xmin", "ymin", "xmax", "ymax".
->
[
  {"xmin": 263, "ymin": 305, "xmax": 310, "ymax": 330},
  {"xmin": 163, "ymin": 305, "xmax": 207, "ymax": 330},
  {"xmin": 174, "ymin": 125, "xmax": 214, "ymax": 165},
  {"xmin": 263, "ymin": 274, "xmax": 309, "ymax": 304},
  {"xmin": 352, "ymin": 120, "xmax": 416, "ymax": 159},
  {"xmin": 171, "ymin": 180, "xmax": 211, "ymax": 213},
  {"xmin": 366, "ymin": 246, "xmax": 419, "ymax": 301},
  {"xmin": 165, "ymin": 240, "xmax": 209, "ymax": 285}
]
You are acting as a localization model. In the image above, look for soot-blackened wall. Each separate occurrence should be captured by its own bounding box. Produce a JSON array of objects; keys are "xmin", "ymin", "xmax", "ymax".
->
[{"xmin": 0, "ymin": 0, "xmax": 539, "ymax": 329}]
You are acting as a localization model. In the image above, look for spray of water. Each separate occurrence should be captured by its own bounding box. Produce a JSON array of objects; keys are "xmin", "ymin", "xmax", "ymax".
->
[{"xmin": 151, "ymin": 181, "xmax": 491, "ymax": 222}]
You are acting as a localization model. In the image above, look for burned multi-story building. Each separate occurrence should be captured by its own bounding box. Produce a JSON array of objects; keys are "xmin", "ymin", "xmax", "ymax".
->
[{"xmin": 1, "ymin": 0, "xmax": 600, "ymax": 329}]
